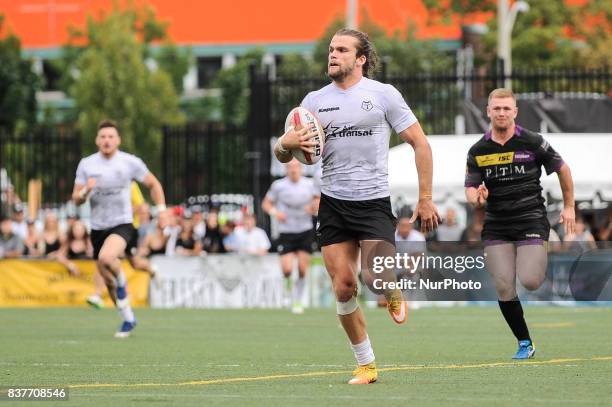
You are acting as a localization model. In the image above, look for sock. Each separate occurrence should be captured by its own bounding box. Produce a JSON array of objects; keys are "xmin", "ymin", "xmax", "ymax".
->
[
  {"xmin": 293, "ymin": 277, "xmax": 305, "ymax": 304},
  {"xmin": 116, "ymin": 271, "xmax": 127, "ymax": 300},
  {"xmin": 350, "ymin": 335, "xmax": 375, "ymax": 366},
  {"xmin": 498, "ymin": 297, "xmax": 531, "ymax": 342},
  {"xmin": 117, "ymin": 299, "xmax": 135, "ymax": 323},
  {"xmin": 284, "ymin": 276, "xmax": 292, "ymax": 297}
]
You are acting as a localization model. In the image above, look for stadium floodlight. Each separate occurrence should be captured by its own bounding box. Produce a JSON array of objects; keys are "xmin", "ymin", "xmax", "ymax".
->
[{"xmin": 498, "ymin": 0, "xmax": 530, "ymax": 89}]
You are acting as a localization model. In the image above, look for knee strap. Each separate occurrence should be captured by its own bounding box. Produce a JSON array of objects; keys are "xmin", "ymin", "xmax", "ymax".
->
[{"xmin": 336, "ymin": 296, "xmax": 359, "ymax": 315}]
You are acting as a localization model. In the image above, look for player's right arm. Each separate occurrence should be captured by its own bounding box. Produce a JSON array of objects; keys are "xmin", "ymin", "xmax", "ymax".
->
[
  {"xmin": 465, "ymin": 185, "xmax": 488, "ymax": 208},
  {"xmin": 464, "ymin": 149, "xmax": 486, "ymax": 208},
  {"xmin": 262, "ymin": 184, "xmax": 287, "ymax": 222},
  {"xmin": 273, "ymin": 126, "xmax": 319, "ymax": 163},
  {"xmin": 72, "ymin": 178, "xmax": 97, "ymax": 206}
]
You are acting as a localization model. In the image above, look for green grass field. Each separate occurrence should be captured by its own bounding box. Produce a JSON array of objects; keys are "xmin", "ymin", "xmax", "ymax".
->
[{"xmin": 1, "ymin": 306, "xmax": 611, "ymax": 406}]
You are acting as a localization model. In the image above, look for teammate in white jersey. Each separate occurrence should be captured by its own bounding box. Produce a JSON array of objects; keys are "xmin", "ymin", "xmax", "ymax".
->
[
  {"xmin": 263, "ymin": 159, "xmax": 320, "ymax": 314},
  {"xmin": 73, "ymin": 119, "xmax": 167, "ymax": 338},
  {"xmin": 274, "ymin": 29, "xmax": 440, "ymax": 384}
]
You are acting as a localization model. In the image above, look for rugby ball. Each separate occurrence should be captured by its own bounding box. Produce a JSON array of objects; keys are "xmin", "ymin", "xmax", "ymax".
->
[{"xmin": 284, "ymin": 107, "xmax": 325, "ymax": 165}]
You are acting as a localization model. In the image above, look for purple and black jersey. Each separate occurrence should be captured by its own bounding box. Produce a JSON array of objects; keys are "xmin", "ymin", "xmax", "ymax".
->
[{"xmin": 465, "ymin": 126, "xmax": 564, "ymax": 226}]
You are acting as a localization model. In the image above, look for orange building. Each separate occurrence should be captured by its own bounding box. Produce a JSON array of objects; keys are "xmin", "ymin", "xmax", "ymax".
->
[{"xmin": 0, "ymin": 0, "xmax": 493, "ymax": 91}]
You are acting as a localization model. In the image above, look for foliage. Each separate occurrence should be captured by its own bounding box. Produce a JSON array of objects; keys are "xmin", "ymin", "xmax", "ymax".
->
[
  {"xmin": 63, "ymin": 4, "xmax": 184, "ymax": 170},
  {"xmin": 212, "ymin": 48, "xmax": 264, "ymax": 126},
  {"xmin": 0, "ymin": 15, "xmax": 39, "ymax": 132},
  {"xmin": 423, "ymin": 0, "xmax": 612, "ymax": 69}
]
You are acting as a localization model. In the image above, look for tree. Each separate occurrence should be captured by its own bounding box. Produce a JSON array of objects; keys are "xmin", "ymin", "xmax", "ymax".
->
[
  {"xmin": 423, "ymin": 0, "xmax": 612, "ymax": 70},
  {"xmin": 310, "ymin": 12, "xmax": 454, "ymax": 76},
  {"xmin": 0, "ymin": 15, "xmax": 39, "ymax": 132},
  {"xmin": 62, "ymin": 5, "xmax": 184, "ymax": 169},
  {"xmin": 155, "ymin": 43, "xmax": 193, "ymax": 94},
  {"xmin": 213, "ymin": 49, "xmax": 264, "ymax": 126}
]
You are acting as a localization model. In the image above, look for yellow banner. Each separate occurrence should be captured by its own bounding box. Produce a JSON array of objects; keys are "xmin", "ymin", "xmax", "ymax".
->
[
  {"xmin": 0, "ymin": 260, "xmax": 149, "ymax": 307},
  {"xmin": 475, "ymin": 152, "xmax": 514, "ymax": 167}
]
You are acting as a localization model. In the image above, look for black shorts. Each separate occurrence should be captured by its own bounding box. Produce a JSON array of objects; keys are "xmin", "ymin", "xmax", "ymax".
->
[
  {"xmin": 316, "ymin": 193, "xmax": 397, "ymax": 247},
  {"xmin": 91, "ymin": 223, "xmax": 138, "ymax": 260},
  {"xmin": 482, "ymin": 218, "xmax": 550, "ymax": 245},
  {"xmin": 277, "ymin": 230, "xmax": 315, "ymax": 255}
]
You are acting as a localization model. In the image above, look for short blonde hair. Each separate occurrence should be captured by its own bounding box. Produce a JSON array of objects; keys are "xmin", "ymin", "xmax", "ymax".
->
[{"xmin": 488, "ymin": 88, "xmax": 516, "ymax": 104}]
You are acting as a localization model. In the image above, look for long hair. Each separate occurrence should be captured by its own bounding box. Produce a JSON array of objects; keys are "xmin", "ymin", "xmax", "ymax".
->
[{"xmin": 334, "ymin": 28, "xmax": 378, "ymax": 78}]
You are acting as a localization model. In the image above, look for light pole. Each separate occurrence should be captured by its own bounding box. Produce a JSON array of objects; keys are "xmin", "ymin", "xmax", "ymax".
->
[
  {"xmin": 498, "ymin": 0, "xmax": 529, "ymax": 89},
  {"xmin": 347, "ymin": 0, "xmax": 358, "ymax": 29}
]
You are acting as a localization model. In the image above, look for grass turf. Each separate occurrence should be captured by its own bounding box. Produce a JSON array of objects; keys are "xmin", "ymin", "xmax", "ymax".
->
[{"xmin": 1, "ymin": 306, "xmax": 611, "ymax": 406}]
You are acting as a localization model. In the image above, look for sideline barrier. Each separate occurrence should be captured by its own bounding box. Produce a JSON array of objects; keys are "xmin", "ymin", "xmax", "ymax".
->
[
  {"xmin": 149, "ymin": 254, "xmax": 333, "ymax": 309},
  {"xmin": 0, "ymin": 260, "xmax": 149, "ymax": 307}
]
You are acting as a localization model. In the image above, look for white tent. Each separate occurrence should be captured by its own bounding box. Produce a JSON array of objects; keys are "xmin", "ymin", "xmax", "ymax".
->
[{"xmin": 388, "ymin": 133, "xmax": 612, "ymax": 204}]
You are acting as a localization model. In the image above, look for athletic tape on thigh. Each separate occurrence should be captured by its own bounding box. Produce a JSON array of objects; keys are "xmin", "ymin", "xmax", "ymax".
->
[{"xmin": 336, "ymin": 297, "xmax": 359, "ymax": 315}]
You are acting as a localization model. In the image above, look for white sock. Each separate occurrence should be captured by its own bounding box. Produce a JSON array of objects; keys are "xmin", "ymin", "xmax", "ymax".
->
[
  {"xmin": 293, "ymin": 277, "xmax": 305, "ymax": 304},
  {"xmin": 116, "ymin": 270, "xmax": 127, "ymax": 288},
  {"xmin": 350, "ymin": 335, "xmax": 375, "ymax": 366},
  {"xmin": 118, "ymin": 303, "xmax": 135, "ymax": 323}
]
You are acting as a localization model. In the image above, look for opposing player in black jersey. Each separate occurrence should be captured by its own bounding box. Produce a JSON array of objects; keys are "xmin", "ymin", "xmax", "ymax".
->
[{"xmin": 465, "ymin": 88, "xmax": 575, "ymax": 359}]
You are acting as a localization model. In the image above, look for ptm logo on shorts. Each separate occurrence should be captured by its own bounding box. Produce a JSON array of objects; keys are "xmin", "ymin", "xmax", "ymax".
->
[
  {"xmin": 525, "ymin": 233, "xmax": 541, "ymax": 238},
  {"xmin": 361, "ymin": 100, "xmax": 373, "ymax": 111}
]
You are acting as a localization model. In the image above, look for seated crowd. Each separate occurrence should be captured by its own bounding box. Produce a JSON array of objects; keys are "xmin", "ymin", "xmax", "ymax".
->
[
  {"xmin": 1, "ymin": 202, "xmax": 609, "ymax": 271},
  {"xmin": 0, "ymin": 203, "xmax": 272, "ymax": 270}
]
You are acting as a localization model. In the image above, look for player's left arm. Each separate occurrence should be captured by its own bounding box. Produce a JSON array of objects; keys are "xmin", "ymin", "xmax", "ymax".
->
[
  {"xmin": 141, "ymin": 172, "xmax": 166, "ymax": 212},
  {"xmin": 556, "ymin": 163, "xmax": 576, "ymax": 236},
  {"xmin": 539, "ymin": 135, "xmax": 575, "ymax": 236},
  {"xmin": 399, "ymin": 122, "xmax": 441, "ymax": 233}
]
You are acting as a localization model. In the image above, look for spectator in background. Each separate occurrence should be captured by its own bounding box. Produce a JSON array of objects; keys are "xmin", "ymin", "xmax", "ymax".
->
[
  {"xmin": 395, "ymin": 216, "xmax": 426, "ymax": 244},
  {"xmin": 563, "ymin": 216, "xmax": 597, "ymax": 252},
  {"xmin": 460, "ymin": 208, "xmax": 485, "ymax": 244},
  {"xmin": 596, "ymin": 209, "xmax": 612, "ymax": 242},
  {"xmin": 65, "ymin": 214, "xmax": 79, "ymax": 235},
  {"xmin": 234, "ymin": 214, "xmax": 271, "ymax": 255},
  {"xmin": 191, "ymin": 205, "xmax": 206, "ymax": 241},
  {"xmin": 136, "ymin": 203, "xmax": 154, "ymax": 246},
  {"xmin": 41, "ymin": 212, "xmax": 63, "ymax": 257},
  {"xmin": 23, "ymin": 219, "xmax": 42, "ymax": 257},
  {"xmin": 11, "ymin": 203, "xmax": 28, "ymax": 241},
  {"xmin": 391, "ymin": 216, "xmax": 426, "ymax": 302},
  {"xmin": 53, "ymin": 219, "xmax": 92, "ymax": 276},
  {"xmin": 222, "ymin": 221, "xmax": 238, "ymax": 252},
  {"xmin": 202, "ymin": 209, "xmax": 226, "ymax": 253},
  {"xmin": 175, "ymin": 215, "xmax": 202, "ymax": 256},
  {"xmin": 138, "ymin": 210, "xmax": 170, "ymax": 257},
  {"xmin": 63, "ymin": 220, "xmax": 93, "ymax": 260},
  {"xmin": 0, "ymin": 216, "xmax": 24, "ymax": 258},
  {"xmin": 434, "ymin": 207, "xmax": 463, "ymax": 242},
  {"xmin": 163, "ymin": 206, "xmax": 182, "ymax": 255}
]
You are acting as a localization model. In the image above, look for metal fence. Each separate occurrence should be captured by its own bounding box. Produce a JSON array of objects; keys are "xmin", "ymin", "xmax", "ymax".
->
[
  {"xmin": 162, "ymin": 123, "xmax": 251, "ymax": 204},
  {"xmin": 4, "ymin": 67, "xmax": 605, "ymax": 215},
  {"xmin": 259, "ymin": 66, "xmax": 611, "ymax": 144},
  {"xmin": 0, "ymin": 127, "xmax": 81, "ymax": 216}
]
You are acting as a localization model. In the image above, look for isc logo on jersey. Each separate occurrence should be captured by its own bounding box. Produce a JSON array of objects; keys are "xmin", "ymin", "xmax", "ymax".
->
[{"xmin": 284, "ymin": 107, "xmax": 326, "ymax": 165}]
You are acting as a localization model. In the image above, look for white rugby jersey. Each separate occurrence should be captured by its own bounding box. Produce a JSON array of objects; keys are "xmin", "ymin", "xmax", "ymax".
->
[
  {"xmin": 75, "ymin": 151, "xmax": 149, "ymax": 230},
  {"xmin": 301, "ymin": 77, "xmax": 417, "ymax": 201},
  {"xmin": 265, "ymin": 176, "xmax": 318, "ymax": 234}
]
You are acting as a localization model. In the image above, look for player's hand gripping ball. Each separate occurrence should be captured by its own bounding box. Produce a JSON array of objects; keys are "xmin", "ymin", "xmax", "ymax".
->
[{"xmin": 284, "ymin": 107, "xmax": 325, "ymax": 165}]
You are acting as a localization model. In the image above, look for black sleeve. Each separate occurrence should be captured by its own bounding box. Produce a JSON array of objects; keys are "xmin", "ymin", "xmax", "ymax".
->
[
  {"xmin": 464, "ymin": 149, "xmax": 482, "ymax": 187},
  {"xmin": 535, "ymin": 134, "xmax": 564, "ymax": 175}
]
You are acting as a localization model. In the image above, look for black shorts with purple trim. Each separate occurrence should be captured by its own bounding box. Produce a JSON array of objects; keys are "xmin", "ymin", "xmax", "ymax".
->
[{"xmin": 482, "ymin": 217, "xmax": 550, "ymax": 246}]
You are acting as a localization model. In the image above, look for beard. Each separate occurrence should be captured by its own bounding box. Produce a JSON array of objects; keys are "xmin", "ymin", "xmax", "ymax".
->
[
  {"xmin": 492, "ymin": 118, "xmax": 512, "ymax": 133},
  {"xmin": 493, "ymin": 123, "xmax": 509, "ymax": 132},
  {"xmin": 328, "ymin": 62, "xmax": 355, "ymax": 82}
]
